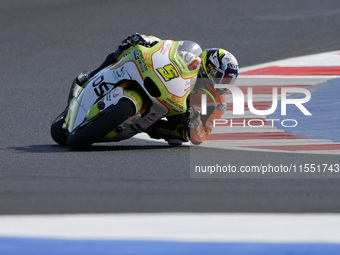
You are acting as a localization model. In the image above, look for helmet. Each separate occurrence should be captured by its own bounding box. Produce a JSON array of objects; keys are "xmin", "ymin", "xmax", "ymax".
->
[{"xmin": 201, "ymin": 48, "xmax": 239, "ymax": 86}]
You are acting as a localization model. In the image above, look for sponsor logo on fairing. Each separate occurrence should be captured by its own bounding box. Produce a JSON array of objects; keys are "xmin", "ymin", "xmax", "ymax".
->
[{"xmin": 133, "ymin": 50, "xmax": 140, "ymax": 60}]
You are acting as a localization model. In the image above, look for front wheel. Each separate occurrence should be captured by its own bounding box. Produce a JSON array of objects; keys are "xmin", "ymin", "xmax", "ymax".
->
[{"xmin": 67, "ymin": 99, "xmax": 136, "ymax": 150}]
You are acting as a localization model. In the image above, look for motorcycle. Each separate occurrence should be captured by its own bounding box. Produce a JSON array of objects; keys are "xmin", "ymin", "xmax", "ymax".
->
[{"xmin": 51, "ymin": 40, "xmax": 202, "ymax": 149}]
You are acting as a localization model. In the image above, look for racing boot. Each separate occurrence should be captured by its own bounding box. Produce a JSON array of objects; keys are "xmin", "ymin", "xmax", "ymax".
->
[
  {"xmin": 72, "ymin": 51, "xmax": 118, "ymax": 88},
  {"xmin": 67, "ymin": 71, "xmax": 90, "ymax": 104},
  {"xmin": 75, "ymin": 71, "xmax": 91, "ymax": 86},
  {"xmin": 145, "ymin": 120, "xmax": 189, "ymax": 146}
]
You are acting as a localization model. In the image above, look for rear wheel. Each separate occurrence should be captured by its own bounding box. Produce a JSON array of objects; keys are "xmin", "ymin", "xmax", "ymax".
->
[
  {"xmin": 67, "ymin": 99, "xmax": 136, "ymax": 150},
  {"xmin": 51, "ymin": 80, "xmax": 82, "ymax": 146},
  {"xmin": 50, "ymin": 110, "xmax": 68, "ymax": 146}
]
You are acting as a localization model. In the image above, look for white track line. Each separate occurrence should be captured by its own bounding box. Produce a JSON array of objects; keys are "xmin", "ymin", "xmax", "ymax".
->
[{"xmin": 1, "ymin": 213, "xmax": 340, "ymax": 243}]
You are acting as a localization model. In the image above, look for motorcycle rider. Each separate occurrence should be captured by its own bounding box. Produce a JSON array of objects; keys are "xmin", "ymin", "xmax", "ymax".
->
[{"xmin": 72, "ymin": 33, "xmax": 239, "ymax": 145}]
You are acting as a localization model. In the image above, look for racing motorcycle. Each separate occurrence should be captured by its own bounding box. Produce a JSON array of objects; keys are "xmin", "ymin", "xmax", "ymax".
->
[{"xmin": 51, "ymin": 40, "xmax": 202, "ymax": 149}]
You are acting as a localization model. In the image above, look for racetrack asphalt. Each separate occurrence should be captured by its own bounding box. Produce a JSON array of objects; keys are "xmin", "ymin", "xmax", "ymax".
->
[{"xmin": 1, "ymin": 0, "xmax": 340, "ymax": 214}]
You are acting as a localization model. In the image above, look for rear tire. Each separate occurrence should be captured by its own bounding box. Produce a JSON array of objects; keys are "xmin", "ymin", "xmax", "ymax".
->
[
  {"xmin": 50, "ymin": 110, "xmax": 68, "ymax": 146},
  {"xmin": 67, "ymin": 99, "xmax": 136, "ymax": 150}
]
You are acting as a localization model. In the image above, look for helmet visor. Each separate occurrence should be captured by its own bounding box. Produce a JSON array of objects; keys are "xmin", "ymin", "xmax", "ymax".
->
[{"xmin": 213, "ymin": 71, "xmax": 237, "ymax": 85}]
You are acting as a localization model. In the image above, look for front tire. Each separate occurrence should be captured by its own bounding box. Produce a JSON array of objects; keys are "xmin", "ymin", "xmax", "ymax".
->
[{"xmin": 67, "ymin": 99, "xmax": 136, "ymax": 150}]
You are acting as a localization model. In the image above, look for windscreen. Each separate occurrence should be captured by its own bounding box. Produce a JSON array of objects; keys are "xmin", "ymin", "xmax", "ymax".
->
[{"xmin": 177, "ymin": 41, "xmax": 202, "ymax": 71}]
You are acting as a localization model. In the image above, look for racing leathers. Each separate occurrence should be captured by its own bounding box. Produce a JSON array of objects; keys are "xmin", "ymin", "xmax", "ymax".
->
[
  {"xmin": 73, "ymin": 33, "xmax": 227, "ymax": 145},
  {"xmin": 188, "ymin": 87, "xmax": 227, "ymax": 145}
]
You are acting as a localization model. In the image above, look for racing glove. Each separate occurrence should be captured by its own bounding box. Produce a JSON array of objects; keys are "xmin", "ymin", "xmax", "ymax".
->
[
  {"xmin": 119, "ymin": 33, "xmax": 161, "ymax": 50},
  {"xmin": 186, "ymin": 105, "xmax": 201, "ymax": 130}
]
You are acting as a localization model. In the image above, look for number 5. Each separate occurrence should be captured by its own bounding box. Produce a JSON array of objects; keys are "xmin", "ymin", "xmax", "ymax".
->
[{"xmin": 156, "ymin": 64, "xmax": 179, "ymax": 81}]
